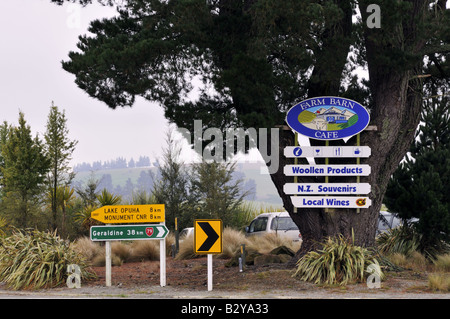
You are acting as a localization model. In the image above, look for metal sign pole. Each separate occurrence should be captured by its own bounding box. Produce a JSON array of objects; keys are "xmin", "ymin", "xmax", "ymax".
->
[
  {"xmin": 105, "ymin": 240, "xmax": 111, "ymax": 287},
  {"xmin": 207, "ymin": 254, "xmax": 213, "ymax": 291},
  {"xmin": 160, "ymin": 221, "xmax": 166, "ymax": 287}
]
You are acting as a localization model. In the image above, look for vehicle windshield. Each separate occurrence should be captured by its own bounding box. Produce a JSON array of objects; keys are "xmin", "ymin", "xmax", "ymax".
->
[{"xmin": 271, "ymin": 217, "xmax": 298, "ymax": 231}]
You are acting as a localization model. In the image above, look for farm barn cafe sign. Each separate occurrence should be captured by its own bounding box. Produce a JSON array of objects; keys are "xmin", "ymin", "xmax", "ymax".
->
[
  {"xmin": 285, "ymin": 96, "xmax": 372, "ymax": 210},
  {"xmin": 286, "ymin": 96, "xmax": 370, "ymax": 140}
]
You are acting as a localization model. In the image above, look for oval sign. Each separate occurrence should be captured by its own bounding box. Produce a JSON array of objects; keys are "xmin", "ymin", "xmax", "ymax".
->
[{"xmin": 286, "ymin": 96, "xmax": 370, "ymax": 140}]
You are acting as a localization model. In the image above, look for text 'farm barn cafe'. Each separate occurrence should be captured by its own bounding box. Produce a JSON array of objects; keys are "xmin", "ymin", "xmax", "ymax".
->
[{"xmin": 284, "ymin": 96, "xmax": 372, "ymax": 209}]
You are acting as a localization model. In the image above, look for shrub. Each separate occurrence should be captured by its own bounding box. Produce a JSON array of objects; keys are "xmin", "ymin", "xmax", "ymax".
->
[
  {"xmin": 130, "ymin": 240, "xmax": 160, "ymax": 261},
  {"xmin": 175, "ymin": 234, "xmax": 197, "ymax": 260},
  {"xmin": 0, "ymin": 229, "xmax": 95, "ymax": 290},
  {"xmin": 73, "ymin": 236, "xmax": 102, "ymax": 261},
  {"xmin": 376, "ymin": 226, "xmax": 421, "ymax": 257},
  {"xmin": 111, "ymin": 242, "xmax": 132, "ymax": 262},
  {"xmin": 293, "ymin": 233, "xmax": 383, "ymax": 285},
  {"xmin": 218, "ymin": 227, "xmax": 249, "ymax": 259}
]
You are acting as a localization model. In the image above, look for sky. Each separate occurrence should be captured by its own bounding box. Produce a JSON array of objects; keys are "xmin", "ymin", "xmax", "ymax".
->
[{"xmin": 0, "ymin": 0, "xmax": 174, "ymax": 166}]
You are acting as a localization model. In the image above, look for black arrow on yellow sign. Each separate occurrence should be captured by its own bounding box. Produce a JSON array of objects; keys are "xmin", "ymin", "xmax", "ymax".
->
[{"xmin": 197, "ymin": 222, "xmax": 219, "ymax": 252}]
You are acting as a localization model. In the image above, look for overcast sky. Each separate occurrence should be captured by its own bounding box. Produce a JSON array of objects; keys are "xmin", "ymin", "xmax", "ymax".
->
[{"xmin": 0, "ymin": 0, "xmax": 174, "ymax": 166}]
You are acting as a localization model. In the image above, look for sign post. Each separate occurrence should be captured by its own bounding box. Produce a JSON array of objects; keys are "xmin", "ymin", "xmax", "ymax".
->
[
  {"xmin": 160, "ymin": 225, "xmax": 166, "ymax": 287},
  {"xmin": 90, "ymin": 204, "xmax": 167, "ymax": 287},
  {"xmin": 284, "ymin": 96, "xmax": 372, "ymax": 212},
  {"xmin": 90, "ymin": 204, "xmax": 165, "ymax": 224},
  {"xmin": 194, "ymin": 219, "xmax": 223, "ymax": 291},
  {"xmin": 90, "ymin": 224, "xmax": 169, "ymax": 241},
  {"xmin": 105, "ymin": 240, "xmax": 111, "ymax": 287}
]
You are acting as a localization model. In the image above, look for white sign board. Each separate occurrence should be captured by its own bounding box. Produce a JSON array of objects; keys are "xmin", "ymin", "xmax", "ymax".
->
[
  {"xmin": 284, "ymin": 164, "xmax": 371, "ymax": 176},
  {"xmin": 284, "ymin": 146, "xmax": 371, "ymax": 158},
  {"xmin": 291, "ymin": 196, "xmax": 372, "ymax": 208},
  {"xmin": 284, "ymin": 183, "xmax": 371, "ymax": 195}
]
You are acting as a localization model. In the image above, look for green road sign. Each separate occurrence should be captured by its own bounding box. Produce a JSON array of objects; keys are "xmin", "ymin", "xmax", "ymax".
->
[{"xmin": 90, "ymin": 224, "xmax": 169, "ymax": 241}]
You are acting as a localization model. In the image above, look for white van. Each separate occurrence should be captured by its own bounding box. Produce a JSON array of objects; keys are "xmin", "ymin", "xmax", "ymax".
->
[{"xmin": 245, "ymin": 212, "xmax": 302, "ymax": 242}]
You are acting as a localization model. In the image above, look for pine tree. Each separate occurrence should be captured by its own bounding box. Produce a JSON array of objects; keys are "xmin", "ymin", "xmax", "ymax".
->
[
  {"xmin": 1, "ymin": 112, "xmax": 50, "ymax": 228},
  {"xmin": 190, "ymin": 160, "xmax": 249, "ymax": 227},
  {"xmin": 44, "ymin": 102, "xmax": 78, "ymax": 232},
  {"xmin": 385, "ymin": 96, "xmax": 450, "ymax": 254},
  {"xmin": 151, "ymin": 129, "xmax": 190, "ymax": 230}
]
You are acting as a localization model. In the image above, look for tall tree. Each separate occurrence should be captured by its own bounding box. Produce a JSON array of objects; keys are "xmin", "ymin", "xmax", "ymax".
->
[
  {"xmin": 1, "ymin": 112, "xmax": 50, "ymax": 228},
  {"xmin": 385, "ymin": 95, "xmax": 450, "ymax": 254},
  {"xmin": 151, "ymin": 129, "xmax": 190, "ymax": 230},
  {"xmin": 44, "ymin": 102, "xmax": 78, "ymax": 231},
  {"xmin": 190, "ymin": 160, "xmax": 250, "ymax": 227},
  {"xmin": 56, "ymin": 0, "xmax": 450, "ymax": 259}
]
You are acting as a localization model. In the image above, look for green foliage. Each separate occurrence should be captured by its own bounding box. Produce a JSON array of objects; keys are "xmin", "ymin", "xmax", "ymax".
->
[
  {"xmin": 151, "ymin": 129, "xmax": 252, "ymax": 230},
  {"xmin": 0, "ymin": 112, "xmax": 50, "ymax": 228},
  {"xmin": 190, "ymin": 160, "xmax": 250, "ymax": 227},
  {"xmin": 0, "ymin": 217, "xmax": 7, "ymax": 237},
  {"xmin": 376, "ymin": 225, "xmax": 421, "ymax": 257},
  {"xmin": 0, "ymin": 229, "xmax": 95, "ymax": 290},
  {"xmin": 151, "ymin": 130, "xmax": 190, "ymax": 230},
  {"xmin": 74, "ymin": 203, "xmax": 101, "ymax": 231},
  {"xmin": 385, "ymin": 96, "xmax": 450, "ymax": 255},
  {"xmin": 293, "ymin": 233, "xmax": 383, "ymax": 285},
  {"xmin": 44, "ymin": 102, "xmax": 78, "ymax": 231},
  {"xmin": 96, "ymin": 188, "xmax": 122, "ymax": 206}
]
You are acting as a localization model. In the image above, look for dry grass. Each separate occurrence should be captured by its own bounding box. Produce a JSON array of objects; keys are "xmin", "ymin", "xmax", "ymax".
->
[
  {"xmin": 73, "ymin": 237, "xmax": 102, "ymax": 261},
  {"xmin": 129, "ymin": 240, "xmax": 160, "ymax": 261},
  {"xmin": 73, "ymin": 228, "xmax": 301, "ymax": 264},
  {"xmin": 247, "ymin": 233, "xmax": 301, "ymax": 255},
  {"xmin": 175, "ymin": 234, "xmax": 196, "ymax": 260},
  {"xmin": 433, "ymin": 253, "xmax": 450, "ymax": 272},
  {"xmin": 174, "ymin": 228, "xmax": 300, "ymax": 260},
  {"xmin": 386, "ymin": 251, "xmax": 429, "ymax": 271},
  {"xmin": 428, "ymin": 273, "xmax": 450, "ymax": 292},
  {"xmin": 112, "ymin": 242, "xmax": 132, "ymax": 262},
  {"xmin": 73, "ymin": 237, "xmax": 160, "ymax": 265},
  {"xmin": 218, "ymin": 227, "xmax": 249, "ymax": 259}
]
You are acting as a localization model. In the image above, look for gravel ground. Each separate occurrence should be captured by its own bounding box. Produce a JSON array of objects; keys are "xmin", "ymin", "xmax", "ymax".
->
[{"xmin": 0, "ymin": 257, "xmax": 448, "ymax": 299}]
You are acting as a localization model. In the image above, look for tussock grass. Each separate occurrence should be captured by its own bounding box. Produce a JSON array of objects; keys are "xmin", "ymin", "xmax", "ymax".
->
[
  {"xmin": 433, "ymin": 253, "xmax": 450, "ymax": 272},
  {"xmin": 428, "ymin": 273, "xmax": 450, "ymax": 292},
  {"xmin": 247, "ymin": 233, "xmax": 301, "ymax": 255},
  {"xmin": 175, "ymin": 228, "xmax": 300, "ymax": 260},
  {"xmin": 218, "ymin": 227, "xmax": 249, "ymax": 259},
  {"xmin": 0, "ymin": 229, "xmax": 95, "ymax": 290},
  {"xmin": 112, "ymin": 241, "xmax": 132, "ymax": 262},
  {"xmin": 73, "ymin": 236, "xmax": 102, "ymax": 261},
  {"xmin": 129, "ymin": 240, "xmax": 160, "ymax": 261},
  {"xmin": 175, "ymin": 234, "xmax": 196, "ymax": 260}
]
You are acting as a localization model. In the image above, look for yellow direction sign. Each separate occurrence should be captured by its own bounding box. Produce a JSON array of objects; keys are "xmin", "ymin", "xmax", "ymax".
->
[
  {"xmin": 194, "ymin": 219, "xmax": 222, "ymax": 254},
  {"xmin": 91, "ymin": 204, "xmax": 165, "ymax": 224}
]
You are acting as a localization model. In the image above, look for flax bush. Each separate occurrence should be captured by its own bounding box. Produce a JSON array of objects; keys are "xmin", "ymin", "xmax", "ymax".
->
[
  {"xmin": 376, "ymin": 226, "xmax": 421, "ymax": 256},
  {"xmin": 0, "ymin": 229, "xmax": 95, "ymax": 290},
  {"xmin": 293, "ymin": 233, "xmax": 383, "ymax": 285}
]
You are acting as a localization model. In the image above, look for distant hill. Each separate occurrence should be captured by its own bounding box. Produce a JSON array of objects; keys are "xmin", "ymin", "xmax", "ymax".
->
[{"xmin": 71, "ymin": 161, "xmax": 282, "ymax": 206}]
